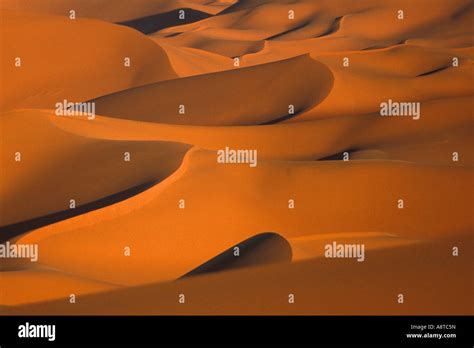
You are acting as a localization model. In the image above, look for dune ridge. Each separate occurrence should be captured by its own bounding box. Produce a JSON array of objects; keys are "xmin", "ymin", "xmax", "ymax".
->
[
  {"xmin": 0, "ymin": 0, "xmax": 472, "ymax": 315},
  {"xmin": 89, "ymin": 54, "xmax": 334, "ymax": 125},
  {"xmin": 0, "ymin": 10, "xmax": 177, "ymax": 111},
  {"xmin": 182, "ymin": 232, "xmax": 292, "ymax": 278}
]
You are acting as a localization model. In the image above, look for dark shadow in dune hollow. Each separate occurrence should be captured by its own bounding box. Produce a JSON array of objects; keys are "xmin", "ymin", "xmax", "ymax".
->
[
  {"xmin": 319, "ymin": 149, "xmax": 358, "ymax": 161},
  {"xmin": 119, "ymin": 8, "xmax": 211, "ymax": 35},
  {"xmin": 180, "ymin": 232, "xmax": 292, "ymax": 279},
  {"xmin": 266, "ymin": 20, "xmax": 312, "ymax": 40},
  {"xmin": 416, "ymin": 65, "xmax": 450, "ymax": 77},
  {"xmin": 316, "ymin": 16, "xmax": 342, "ymax": 38},
  {"xmin": 0, "ymin": 181, "xmax": 156, "ymax": 243}
]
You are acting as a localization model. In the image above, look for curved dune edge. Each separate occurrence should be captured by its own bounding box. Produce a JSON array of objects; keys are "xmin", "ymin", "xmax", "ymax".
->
[
  {"xmin": 0, "ymin": 10, "xmax": 177, "ymax": 112},
  {"xmin": 119, "ymin": 8, "xmax": 212, "ymax": 35},
  {"xmin": 0, "ymin": 109, "xmax": 190, "ymax": 227},
  {"xmin": 11, "ymin": 148, "xmax": 472, "ymax": 287},
  {"xmin": 3, "ymin": 234, "xmax": 471, "ymax": 315},
  {"xmin": 1, "ymin": 0, "xmax": 473, "ymax": 315},
  {"xmin": 0, "ymin": 0, "xmax": 234, "ymax": 22},
  {"xmin": 152, "ymin": 0, "xmax": 473, "ymax": 58},
  {"xmin": 0, "ymin": 230, "xmax": 292, "ymax": 307},
  {"xmin": 299, "ymin": 45, "xmax": 474, "ymax": 120},
  {"xmin": 181, "ymin": 232, "xmax": 292, "ymax": 278},
  {"xmin": 240, "ymin": 45, "xmax": 474, "ymax": 121},
  {"xmin": 90, "ymin": 54, "xmax": 334, "ymax": 126},
  {"xmin": 157, "ymin": 44, "xmax": 235, "ymax": 77},
  {"xmin": 48, "ymin": 95, "xmax": 474, "ymax": 164},
  {"xmin": 4, "ymin": 146, "xmax": 200, "ymax": 245},
  {"xmin": 151, "ymin": 31, "xmax": 267, "ymax": 58},
  {"xmin": 0, "ymin": 229, "xmax": 445, "ymax": 308}
]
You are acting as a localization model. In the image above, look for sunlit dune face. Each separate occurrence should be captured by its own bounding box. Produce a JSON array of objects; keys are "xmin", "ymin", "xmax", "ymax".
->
[{"xmin": 0, "ymin": 0, "xmax": 472, "ymax": 315}]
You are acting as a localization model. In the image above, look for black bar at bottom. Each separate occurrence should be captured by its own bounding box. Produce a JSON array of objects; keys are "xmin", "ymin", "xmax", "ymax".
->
[{"xmin": 0, "ymin": 316, "xmax": 472, "ymax": 345}]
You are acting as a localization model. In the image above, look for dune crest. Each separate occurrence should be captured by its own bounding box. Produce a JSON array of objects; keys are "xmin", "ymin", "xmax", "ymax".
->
[
  {"xmin": 0, "ymin": 0, "xmax": 236, "ymax": 22},
  {"xmin": 12, "ymin": 148, "xmax": 472, "ymax": 287},
  {"xmin": 0, "ymin": 109, "xmax": 189, "ymax": 228},
  {"xmin": 0, "ymin": 10, "xmax": 177, "ymax": 111},
  {"xmin": 90, "ymin": 54, "xmax": 334, "ymax": 125},
  {"xmin": 182, "ymin": 232, "xmax": 292, "ymax": 278},
  {"xmin": 1, "ymin": 0, "xmax": 472, "ymax": 315}
]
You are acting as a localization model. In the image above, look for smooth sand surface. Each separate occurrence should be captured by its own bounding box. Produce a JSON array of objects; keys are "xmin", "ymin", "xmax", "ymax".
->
[
  {"xmin": 1, "ymin": 0, "xmax": 472, "ymax": 314},
  {"xmin": 0, "ymin": 10, "xmax": 177, "ymax": 111},
  {"xmin": 0, "ymin": 0, "xmax": 235, "ymax": 22}
]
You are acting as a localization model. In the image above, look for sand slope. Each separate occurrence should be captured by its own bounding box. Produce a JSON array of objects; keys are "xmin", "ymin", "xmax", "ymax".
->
[
  {"xmin": 0, "ymin": 0, "xmax": 472, "ymax": 315},
  {"xmin": 90, "ymin": 54, "xmax": 333, "ymax": 125},
  {"xmin": 0, "ymin": 10, "xmax": 177, "ymax": 111},
  {"xmin": 0, "ymin": 109, "xmax": 189, "ymax": 227},
  {"xmin": 47, "ymin": 96, "xmax": 474, "ymax": 164},
  {"xmin": 4, "ymin": 234, "xmax": 472, "ymax": 314},
  {"xmin": 0, "ymin": 0, "xmax": 235, "ymax": 22},
  {"xmin": 9, "ymin": 147, "xmax": 471, "ymax": 287}
]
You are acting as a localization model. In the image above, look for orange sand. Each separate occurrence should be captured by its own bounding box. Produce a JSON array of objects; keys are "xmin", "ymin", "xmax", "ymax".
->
[{"xmin": 0, "ymin": 0, "xmax": 472, "ymax": 314}]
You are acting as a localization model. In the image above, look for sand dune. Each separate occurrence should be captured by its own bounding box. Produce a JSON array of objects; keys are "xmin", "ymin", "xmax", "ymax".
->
[
  {"xmin": 182, "ymin": 232, "xmax": 292, "ymax": 278},
  {"xmin": 90, "ymin": 54, "xmax": 334, "ymax": 125},
  {"xmin": 157, "ymin": 44, "xmax": 235, "ymax": 77},
  {"xmin": 289, "ymin": 231, "xmax": 421, "ymax": 261},
  {"xmin": 0, "ymin": 268, "xmax": 119, "ymax": 306},
  {"xmin": 0, "ymin": 0, "xmax": 472, "ymax": 315},
  {"xmin": 0, "ymin": 0, "xmax": 234, "ymax": 22},
  {"xmin": 152, "ymin": 0, "xmax": 472, "ymax": 57},
  {"xmin": 0, "ymin": 10, "xmax": 177, "ymax": 111},
  {"xmin": 119, "ymin": 8, "xmax": 212, "ymax": 35},
  {"xmin": 0, "ymin": 109, "xmax": 189, "ymax": 227},
  {"xmin": 4, "ymin": 234, "xmax": 471, "ymax": 315},
  {"xmin": 11, "ymin": 147, "xmax": 472, "ymax": 287},
  {"xmin": 47, "ymin": 96, "xmax": 474, "ymax": 164}
]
